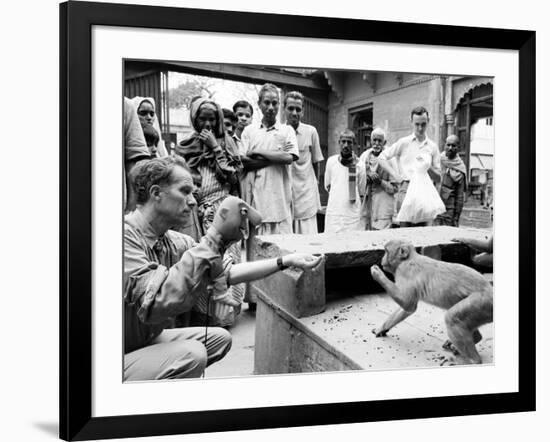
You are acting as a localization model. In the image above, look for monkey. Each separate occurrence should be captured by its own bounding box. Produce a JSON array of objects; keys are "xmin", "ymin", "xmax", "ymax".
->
[{"xmin": 370, "ymin": 239, "xmax": 493, "ymax": 364}]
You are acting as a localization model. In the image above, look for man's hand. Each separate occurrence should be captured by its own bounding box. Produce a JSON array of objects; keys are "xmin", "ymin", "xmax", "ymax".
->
[
  {"xmin": 390, "ymin": 174, "xmax": 405, "ymax": 185},
  {"xmin": 198, "ymin": 129, "xmax": 219, "ymax": 150},
  {"xmin": 283, "ymin": 253, "xmax": 323, "ymax": 269},
  {"xmin": 366, "ymin": 171, "xmax": 380, "ymax": 185},
  {"xmin": 451, "ymin": 237, "xmax": 470, "ymax": 246}
]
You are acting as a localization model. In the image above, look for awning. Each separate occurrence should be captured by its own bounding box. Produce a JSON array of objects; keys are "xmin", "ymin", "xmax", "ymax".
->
[{"xmin": 469, "ymin": 154, "xmax": 494, "ymax": 170}]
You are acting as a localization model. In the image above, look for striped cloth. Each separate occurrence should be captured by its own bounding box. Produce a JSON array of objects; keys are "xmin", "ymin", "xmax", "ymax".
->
[
  {"xmin": 193, "ymin": 165, "xmax": 244, "ymax": 326},
  {"xmin": 339, "ymin": 154, "xmax": 358, "ymax": 203}
]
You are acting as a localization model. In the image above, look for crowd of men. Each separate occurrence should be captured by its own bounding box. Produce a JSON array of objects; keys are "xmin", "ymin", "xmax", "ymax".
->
[{"xmin": 122, "ymin": 82, "xmax": 473, "ymax": 381}]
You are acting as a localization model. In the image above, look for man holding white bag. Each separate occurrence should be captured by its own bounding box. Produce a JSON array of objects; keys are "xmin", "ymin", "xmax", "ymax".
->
[{"xmin": 377, "ymin": 106, "xmax": 443, "ymax": 227}]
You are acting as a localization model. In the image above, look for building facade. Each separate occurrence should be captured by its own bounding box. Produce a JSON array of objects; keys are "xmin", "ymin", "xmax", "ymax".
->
[{"xmin": 124, "ymin": 61, "xmax": 493, "ymax": 204}]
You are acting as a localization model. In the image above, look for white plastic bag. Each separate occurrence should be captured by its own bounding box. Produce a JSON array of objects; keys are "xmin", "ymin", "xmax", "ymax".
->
[{"xmin": 395, "ymin": 153, "xmax": 445, "ymax": 224}]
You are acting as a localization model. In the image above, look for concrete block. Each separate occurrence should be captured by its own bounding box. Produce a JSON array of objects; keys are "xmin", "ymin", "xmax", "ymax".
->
[
  {"xmin": 251, "ymin": 226, "xmax": 492, "ymax": 374},
  {"xmin": 250, "ymin": 239, "xmax": 326, "ymax": 318},
  {"xmin": 253, "ymin": 226, "xmax": 490, "ymax": 270}
]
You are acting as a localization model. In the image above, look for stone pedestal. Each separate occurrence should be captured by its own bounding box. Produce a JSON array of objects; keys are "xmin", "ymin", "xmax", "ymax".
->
[{"xmin": 251, "ymin": 226, "xmax": 491, "ymax": 374}]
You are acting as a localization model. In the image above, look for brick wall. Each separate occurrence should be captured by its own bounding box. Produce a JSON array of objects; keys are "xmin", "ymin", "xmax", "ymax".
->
[{"xmin": 327, "ymin": 74, "xmax": 444, "ymax": 157}]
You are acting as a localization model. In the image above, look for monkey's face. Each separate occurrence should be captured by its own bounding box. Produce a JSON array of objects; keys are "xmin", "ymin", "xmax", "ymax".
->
[{"xmin": 381, "ymin": 240, "xmax": 413, "ymax": 274}]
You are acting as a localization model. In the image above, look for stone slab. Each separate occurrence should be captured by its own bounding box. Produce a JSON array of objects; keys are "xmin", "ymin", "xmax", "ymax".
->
[{"xmin": 254, "ymin": 226, "xmax": 491, "ymax": 268}]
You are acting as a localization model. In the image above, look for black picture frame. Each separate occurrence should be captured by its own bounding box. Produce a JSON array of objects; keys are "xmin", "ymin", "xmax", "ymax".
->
[{"xmin": 60, "ymin": 1, "xmax": 536, "ymax": 440}]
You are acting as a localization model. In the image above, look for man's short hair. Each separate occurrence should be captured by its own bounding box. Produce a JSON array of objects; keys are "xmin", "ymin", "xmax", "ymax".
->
[
  {"xmin": 258, "ymin": 83, "xmax": 280, "ymax": 102},
  {"xmin": 283, "ymin": 91, "xmax": 304, "ymax": 107},
  {"xmin": 339, "ymin": 128, "xmax": 356, "ymax": 141},
  {"xmin": 232, "ymin": 100, "xmax": 253, "ymax": 115},
  {"xmin": 131, "ymin": 156, "xmax": 189, "ymax": 205},
  {"xmin": 370, "ymin": 127, "xmax": 386, "ymax": 141},
  {"xmin": 410, "ymin": 106, "xmax": 429, "ymax": 120},
  {"xmin": 222, "ymin": 108, "xmax": 237, "ymax": 123}
]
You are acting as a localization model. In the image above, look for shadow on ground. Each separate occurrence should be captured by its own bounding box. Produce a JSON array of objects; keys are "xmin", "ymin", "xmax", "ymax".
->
[{"xmin": 33, "ymin": 421, "xmax": 58, "ymax": 438}]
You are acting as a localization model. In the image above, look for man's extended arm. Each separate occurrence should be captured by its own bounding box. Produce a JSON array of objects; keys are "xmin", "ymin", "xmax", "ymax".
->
[
  {"xmin": 125, "ymin": 225, "xmax": 323, "ymax": 323},
  {"xmin": 452, "ymin": 236, "xmax": 493, "ymax": 253},
  {"xmin": 228, "ymin": 253, "xmax": 322, "ymax": 285}
]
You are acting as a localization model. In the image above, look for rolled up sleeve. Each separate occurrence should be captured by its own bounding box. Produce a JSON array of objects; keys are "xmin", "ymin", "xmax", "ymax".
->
[{"xmin": 378, "ymin": 140, "xmax": 400, "ymax": 161}]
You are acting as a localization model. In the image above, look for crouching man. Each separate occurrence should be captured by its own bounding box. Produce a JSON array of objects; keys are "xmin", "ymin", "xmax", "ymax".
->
[{"xmin": 124, "ymin": 157, "xmax": 322, "ymax": 381}]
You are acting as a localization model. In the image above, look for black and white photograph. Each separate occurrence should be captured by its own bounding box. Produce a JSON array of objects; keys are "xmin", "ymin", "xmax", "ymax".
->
[
  {"xmin": 123, "ymin": 61, "xmax": 495, "ymax": 381},
  {"xmin": 49, "ymin": 1, "xmax": 538, "ymax": 439},
  {"xmin": 3, "ymin": 0, "xmax": 545, "ymax": 438}
]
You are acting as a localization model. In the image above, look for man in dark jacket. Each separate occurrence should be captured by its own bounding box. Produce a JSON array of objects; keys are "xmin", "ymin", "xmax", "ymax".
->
[{"xmin": 435, "ymin": 135, "xmax": 467, "ymax": 226}]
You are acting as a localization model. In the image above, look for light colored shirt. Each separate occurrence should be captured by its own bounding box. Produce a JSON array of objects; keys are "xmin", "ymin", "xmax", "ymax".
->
[
  {"xmin": 378, "ymin": 133, "xmax": 441, "ymax": 181},
  {"xmin": 324, "ymin": 155, "xmax": 366, "ymax": 219},
  {"xmin": 232, "ymin": 133, "xmax": 243, "ymax": 154},
  {"xmin": 240, "ymin": 121, "xmax": 299, "ymax": 223},
  {"xmin": 124, "ymin": 210, "xmax": 231, "ymax": 353},
  {"xmin": 289, "ymin": 122, "xmax": 323, "ymax": 220}
]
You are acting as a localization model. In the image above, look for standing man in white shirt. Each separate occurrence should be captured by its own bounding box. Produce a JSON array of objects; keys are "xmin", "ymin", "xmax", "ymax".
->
[
  {"xmin": 324, "ymin": 129, "xmax": 366, "ymax": 233},
  {"xmin": 284, "ymin": 91, "xmax": 324, "ymax": 234},
  {"xmin": 377, "ymin": 106, "xmax": 441, "ymax": 227},
  {"xmin": 240, "ymin": 83, "xmax": 299, "ymax": 235}
]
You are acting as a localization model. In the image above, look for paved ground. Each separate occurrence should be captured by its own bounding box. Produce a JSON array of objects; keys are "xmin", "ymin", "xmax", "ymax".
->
[
  {"xmin": 204, "ymin": 304, "xmax": 256, "ymax": 379},
  {"xmin": 301, "ymin": 291, "xmax": 493, "ymax": 369},
  {"xmin": 206, "ymin": 282, "xmax": 493, "ymax": 378},
  {"xmin": 459, "ymin": 200, "xmax": 492, "ymax": 230}
]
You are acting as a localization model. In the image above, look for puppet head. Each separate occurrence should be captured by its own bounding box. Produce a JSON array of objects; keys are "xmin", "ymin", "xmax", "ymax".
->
[{"xmin": 212, "ymin": 196, "xmax": 262, "ymax": 243}]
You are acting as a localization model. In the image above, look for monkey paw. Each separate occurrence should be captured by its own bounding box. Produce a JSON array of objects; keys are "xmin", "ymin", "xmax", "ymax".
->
[
  {"xmin": 370, "ymin": 265, "xmax": 385, "ymax": 282},
  {"xmin": 442, "ymin": 340, "xmax": 460, "ymax": 356},
  {"xmin": 372, "ymin": 327, "xmax": 388, "ymax": 337},
  {"xmin": 439, "ymin": 357, "xmax": 457, "ymax": 367}
]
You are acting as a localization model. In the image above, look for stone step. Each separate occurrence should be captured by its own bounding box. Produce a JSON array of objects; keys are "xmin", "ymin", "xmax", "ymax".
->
[{"xmin": 251, "ymin": 226, "xmax": 491, "ymax": 318}]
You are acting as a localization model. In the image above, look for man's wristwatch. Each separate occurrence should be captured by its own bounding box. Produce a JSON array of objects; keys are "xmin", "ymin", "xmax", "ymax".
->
[{"xmin": 277, "ymin": 256, "xmax": 289, "ymax": 270}]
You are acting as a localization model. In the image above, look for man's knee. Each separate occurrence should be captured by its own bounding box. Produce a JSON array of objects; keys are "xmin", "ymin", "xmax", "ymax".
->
[
  {"xmin": 124, "ymin": 339, "xmax": 209, "ymax": 381},
  {"xmin": 205, "ymin": 327, "xmax": 232, "ymax": 365},
  {"xmin": 169, "ymin": 340, "xmax": 208, "ymax": 379},
  {"xmin": 213, "ymin": 327, "xmax": 232, "ymax": 354}
]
